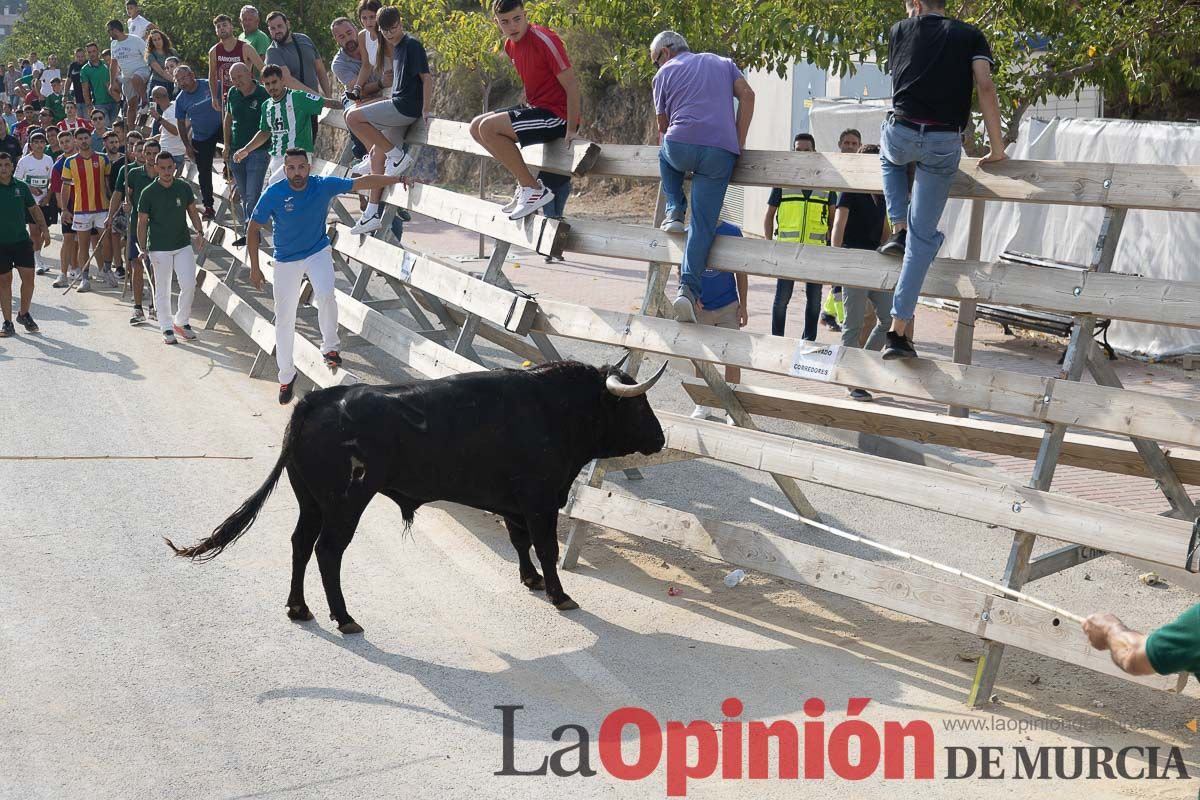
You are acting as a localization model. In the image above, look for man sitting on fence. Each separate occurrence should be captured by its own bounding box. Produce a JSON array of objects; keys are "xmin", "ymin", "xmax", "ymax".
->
[
  {"xmin": 470, "ymin": 0, "xmax": 580, "ymax": 221},
  {"xmin": 876, "ymin": 0, "xmax": 1006, "ymax": 361},
  {"xmin": 1084, "ymin": 605, "xmax": 1200, "ymax": 681},
  {"xmin": 245, "ymin": 148, "xmax": 409, "ymax": 404},
  {"xmin": 650, "ymin": 30, "xmax": 755, "ymax": 325}
]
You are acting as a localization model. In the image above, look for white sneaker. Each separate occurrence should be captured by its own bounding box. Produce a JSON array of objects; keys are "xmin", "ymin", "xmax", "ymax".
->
[
  {"xmin": 500, "ymin": 185, "xmax": 522, "ymax": 214},
  {"xmin": 102, "ymin": 269, "xmax": 118, "ymax": 288},
  {"xmin": 349, "ymin": 156, "xmax": 371, "ymax": 175},
  {"xmin": 660, "ymin": 218, "xmax": 685, "ymax": 234},
  {"xmin": 349, "ymin": 211, "xmax": 383, "ymax": 235},
  {"xmin": 508, "ymin": 181, "xmax": 554, "ymax": 220},
  {"xmin": 52, "ymin": 274, "xmax": 69, "ymax": 288},
  {"xmin": 77, "ymin": 276, "xmax": 91, "ymax": 293},
  {"xmin": 672, "ymin": 288, "xmax": 698, "ymax": 323},
  {"xmin": 384, "ymin": 150, "xmax": 414, "ymax": 177},
  {"xmin": 690, "ymin": 404, "xmax": 707, "ymax": 420},
  {"xmin": 35, "ymin": 264, "xmax": 50, "ymax": 275}
]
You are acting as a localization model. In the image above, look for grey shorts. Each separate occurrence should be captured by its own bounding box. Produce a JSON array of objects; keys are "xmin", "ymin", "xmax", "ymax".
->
[
  {"xmin": 696, "ymin": 301, "xmax": 739, "ymax": 329},
  {"xmin": 355, "ymin": 99, "xmax": 418, "ymax": 146},
  {"xmin": 120, "ymin": 67, "xmax": 151, "ymax": 98}
]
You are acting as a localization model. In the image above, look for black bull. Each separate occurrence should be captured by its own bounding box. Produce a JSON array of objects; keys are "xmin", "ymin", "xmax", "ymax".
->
[{"xmin": 167, "ymin": 360, "xmax": 667, "ymax": 633}]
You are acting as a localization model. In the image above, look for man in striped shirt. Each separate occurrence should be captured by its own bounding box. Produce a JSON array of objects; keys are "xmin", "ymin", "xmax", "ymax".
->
[
  {"xmin": 231, "ymin": 64, "xmax": 339, "ymax": 187},
  {"xmin": 60, "ymin": 128, "xmax": 110, "ymax": 293}
]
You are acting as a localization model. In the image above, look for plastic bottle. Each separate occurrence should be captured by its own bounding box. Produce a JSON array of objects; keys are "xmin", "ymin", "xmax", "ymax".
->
[{"xmin": 724, "ymin": 569, "xmax": 747, "ymax": 588}]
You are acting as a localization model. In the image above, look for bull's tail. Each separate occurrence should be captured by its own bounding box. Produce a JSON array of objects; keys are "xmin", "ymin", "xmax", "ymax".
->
[{"xmin": 165, "ymin": 395, "xmax": 314, "ymax": 561}]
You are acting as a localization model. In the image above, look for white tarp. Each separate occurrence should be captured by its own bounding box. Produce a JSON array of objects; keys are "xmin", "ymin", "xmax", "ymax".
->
[{"xmin": 809, "ymin": 103, "xmax": 1200, "ymax": 358}]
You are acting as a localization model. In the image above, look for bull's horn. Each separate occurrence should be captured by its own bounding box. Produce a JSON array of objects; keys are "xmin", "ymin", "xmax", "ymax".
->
[
  {"xmin": 606, "ymin": 362, "xmax": 668, "ymax": 397},
  {"xmin": 613, "ymin": 353, "xmax": 630, "ymax": 371}
]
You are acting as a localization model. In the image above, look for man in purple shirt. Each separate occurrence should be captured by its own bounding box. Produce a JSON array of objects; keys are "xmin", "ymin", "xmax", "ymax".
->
[{"xmin": 650, "ymin": 30, "xmax": 754, "ymax": 323}]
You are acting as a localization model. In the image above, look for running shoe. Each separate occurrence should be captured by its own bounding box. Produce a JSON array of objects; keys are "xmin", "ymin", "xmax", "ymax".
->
[
  {"xmin": 101, "ymin": 270, "xmax": 118, "ymax": 289},
  {"xmin": 878, "ymin": 228, "xmax": 907, "ymax": 258},
  {"xmin": 672, "ymin": 286, "xmax": 698, "ymax": 324},
  {"xmin": 349, "ymin": 156, "xmax": 371, "ymax": 175},
  {"xmin": 349, "ymin": 211, "xmax": 383, "ymax": 235},
  {"xmin": 323, "ymin": 350, "xmax": 342, "ymax": 370},
  {"xmin": 77, "ymin": 276, "xmax": 91, "ymax": 293},
  {"xmin": 202, "ymin": 206, "xmax": 216, "ymax": 221},
  {"xmin": 52, "ymin": 274, "xmax": 69, "ymax": 288},
  {"xmin": 15, "ymin": 311, "xmax": 38, "ymax": 332},
  {"xmin": 279, "ymin": 378, "xmax": 296, "ymax": 405},
  {"xmin": 129, "ymin": 306, "xmax": 147, "ymax": 325},
  {"xmin": 660, "ymin": 218, "xmax": 685, "ymax": 234},
  {"xmin": 0, "ymin": 320, "xmax": 13, "ymax": 337},
  {"xmin": 500, "ymin": 185, "xmax": 522, "ymax": 214},
  {"xmin": 508, "ymin": 181, "xmax": 554, "ymax": 220},
  {"xmin": 162, "ymin": 328, "xmax": 176, "ymax": 345},
  {"xmin": 115, "ymin": 265, "xmax": 126, "ymax": 279},
  {"xmin": 35, "ymin": 263, "xmax": 50, "ymax": 275},
  {"xmin": 232, "ymin": 235, "xmax": 247, "ymax": 247},
  {"xmin": 881, "ymin": 331, "xmax": 918, "ymax": 360},
  {"xmin": 173, "ymin": 323, "xmax": 197, "ymax": 341},
  {"xmin": 384, "ymin": 150, "xmax": 414, "ymax": 178}
]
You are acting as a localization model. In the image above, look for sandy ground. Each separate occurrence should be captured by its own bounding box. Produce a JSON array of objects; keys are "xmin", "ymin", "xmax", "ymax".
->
[{"xmin": 2, "ymin": 231, "xmax": 1199, "ymax": 800}]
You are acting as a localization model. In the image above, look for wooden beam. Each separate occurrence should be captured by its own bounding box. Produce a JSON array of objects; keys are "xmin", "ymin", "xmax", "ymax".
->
[
  {"xmin": 317, "ymin": 112, "xmax": 603, "ymax": 176},
  {"xmin": 569, "ymin": 487, "xmax": 1178, "ymax": 691},
  {"xmin": 309, "ymin": 156, "xmax": 570, "ymax": 257},
  {"xmin": 583, "ymin": 146, "xmax": 1200, "ymax": 212},
  {"xmin": 562, "ymin": 218, "xmax": 1200, "ymax": 330},
  {"xmin": 424, "ymin": 303, "xmax": 548, "ymax": 365},
  {"xmin": 532, "ymin": 298, "xmax": 1200, "ymax": 449},
  {"xmin": 680, "ymin": 379, "xmax": 1200, "ymax": 484},
  {"xmin": 331, "ymin": 228, "xmax": 538, "ymax": 333},
  {"xmin": 654, "ymin": 412, "xmax": 1195, "ymax": 569}
]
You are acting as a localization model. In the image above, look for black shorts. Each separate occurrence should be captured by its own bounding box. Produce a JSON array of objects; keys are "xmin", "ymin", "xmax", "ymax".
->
[
  {"xmin": 503, "ymin": 105, "xmax": 567, "ymax": 147},
  {"xmin": 61, "ymin": 219, "xmax": 73, "ymax": 237},
  {"xmin": 0, "ymin": 238, "xmax": 34, "ymax": 274}
]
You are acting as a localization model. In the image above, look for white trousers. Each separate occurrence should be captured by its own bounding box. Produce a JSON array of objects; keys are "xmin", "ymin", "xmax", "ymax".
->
[
  {"xmin": 148, "ymin": 246, "xmax": 197, "ymax": 332},
  {"xmin": 272, "ymin": 246, "xmax": 339, "ymax": 384}
]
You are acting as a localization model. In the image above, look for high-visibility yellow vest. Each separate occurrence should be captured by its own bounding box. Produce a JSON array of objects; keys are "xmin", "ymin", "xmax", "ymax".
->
[{"xmin": 775, "ymin": 190, "xmax": 834, "ymax": 246}]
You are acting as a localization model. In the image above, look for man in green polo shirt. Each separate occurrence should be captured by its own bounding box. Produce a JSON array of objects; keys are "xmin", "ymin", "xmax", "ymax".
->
[
  {"xmin": 109, "ymin": 137, "xmax": 157, "ymax": 324},
  {"xmin": 0, "ymin": 151, "xmax": 49, "ymax": 337},
  {"xmin": 43, "ymin": 77, "xmax": 65, "ymax": 121},
  {"xmin": 1084, "ymin": 605, "xmax": 1200, "ymax": 680},
  {"xmin": 80, "ymin": 43, "xmax": 119, "ymax": 125},
  {"xmin": 239, "ymin": 5, "xmax": 272, "ymax": 60},
  {"xmin": 231, "ymin": 64, "xmax": 339, "ymax": 188},
  {"xmin": 223, "ymin": 63, "xmax": 269, "ymax": 246},
  {"xmin": 136, "ymin": 150, "xmax": 205, "ymax": 345}
]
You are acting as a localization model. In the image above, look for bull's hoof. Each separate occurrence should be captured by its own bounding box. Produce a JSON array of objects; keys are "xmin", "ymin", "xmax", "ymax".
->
[
  {"xmin": 553, "ymin": 596, "xmax": 580, "ymax": 611},
  {"xmin": 521, "ymin": 574, "xmax": 545, "ymax": 591},
  {"xmin": 338, "ymin": 621, "xmax": 365, "ymax": 635},
  {"xmin": 286, "ymin": 604, "xmax": 314, "ymax": 621}
]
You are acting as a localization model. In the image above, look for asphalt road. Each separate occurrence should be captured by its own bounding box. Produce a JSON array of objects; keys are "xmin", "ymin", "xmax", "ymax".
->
[{"xmin": 2, "ymin": 253, "xmax": 1198, "ymax": 799}]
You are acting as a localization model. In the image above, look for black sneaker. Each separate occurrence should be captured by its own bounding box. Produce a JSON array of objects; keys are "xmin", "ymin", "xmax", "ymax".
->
[
  {"xmin": 878, "ymin": 228, "xmax": 906, "ymax": 257},
  {"xmin": 232, "ymin": 235, "xmax": 247, "ymax": 247},
  {"xmin": 115, "ymin": 265, "xmax": 126, "ymax": 279},
  {"xmin": 881, "ymin": 331, "xmax": 918, "ymax": 360},
  {"xmin": 0, "ymin": 320, "xmax": 13, "ymax": 337},
  {"xmin": 15, "ymin": 312, "xmax": 38, "ymax": 332},
  {"xmin": 279, "ymin": 378, "xmax": 296, "ymax": 405},
  {"xmin": 821, "ymin": 313, "xmax": 842, "ymax": 332},
  {"xmin": 322, "ymin": 350, "xmax": 342, "ymax": 371},
  {"xmin": 202, "ymin": 206, "xmax": 216, "ymax": 222},
  {"xmin": 848, "ymin": 388, "xmax": 873, "ymax": 401}
]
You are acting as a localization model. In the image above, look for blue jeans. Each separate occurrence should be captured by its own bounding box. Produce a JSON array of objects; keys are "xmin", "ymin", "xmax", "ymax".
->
[
  {"xmin": 771, "ymin": 280, "xmax": 821, "ymax": 340},
  {"xmin": 879, "ymin": 117, "xmax": 962, "ymax": 321},
  {"xmin": 229, "ymin": 148, "xmax": 268, "ymax": 231},
  {"xmin": 659, "ymin": 139, "xmax": 738, "ymax": 298}
]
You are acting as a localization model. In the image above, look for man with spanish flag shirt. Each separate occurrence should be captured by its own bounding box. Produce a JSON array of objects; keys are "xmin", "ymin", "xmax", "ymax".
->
[{"xmin": 61, "ymin": 128, "xmax": 110, "ymax": 293}]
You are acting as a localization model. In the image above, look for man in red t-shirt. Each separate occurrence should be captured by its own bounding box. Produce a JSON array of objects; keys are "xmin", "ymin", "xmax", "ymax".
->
[{"xmin": 469, "ymin": 0, "xmax": 579, "ymax": 221}]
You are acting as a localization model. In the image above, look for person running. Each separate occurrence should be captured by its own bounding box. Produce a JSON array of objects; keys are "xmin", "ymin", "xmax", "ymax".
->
[
  {"xmin": 232, "ymin": 65, "xmax": 340, "ymax": 187},
  {"xmin": 171, "ymin": 65, "xmax": 222, "ymax": 218},
  {"xmin": 246, "ymin": 148, "xmax": 406, "ymax": 403},
  {"xmin": 239, "ymin": 5, "xmax": 272, "ymax": 61},
  {"xmin": 50, "ymin": 129, "xmax": 77, "ymax": 288},
  {"xmin": 223, "ymin": 63, "xmax": 269, "ymax": 246},
  {"xmin": 145, "ymin": 28, "xmax": 177, "ymax": 99},
  {"xmin": 136, "ymin": 150, "xmax": 205, "ymax": 344},
  {"xmin": 108, "ymin": 19, "xmax": 151, "ymax": 121},
  {"xmin": 81, "ymin": 43, "xmax": 119, "ymax": 126},
  {"xmin": 125, "ymin": 0, "xmax": 153, "ymax": 40},
  {"xmin": 110, "ymin": 137, "xmax": 158, "ymax": 323},
  {"xmin": 209, "ymin": 13, "xmax": 265, "ymax": 111},
  {"xmin": 876, "ymin": 0, "xmax": 1006, "ymax": 360},
  {"xmin": 61, "ymin": 128, "xmax": 111, "ymax": 293},
  {"xmin": 344, "ymin": 6, "xmax": 431, "ymax": 234},
  {"xmin": 0, "ymin": 151, "xmax": 49, "ymax": 337},
  {"xmin": 470, "ymin": 0, "xmax": 580, "ymax": 220},
  {"xmin": 15, "ymin": 130, "xmax": 54, "ymax": 274}
]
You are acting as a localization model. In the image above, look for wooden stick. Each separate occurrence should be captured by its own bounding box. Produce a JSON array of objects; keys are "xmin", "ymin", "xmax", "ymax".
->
[{"xmin": 750, "ymin": 497, "xmax": 1086, "ymax": 625}]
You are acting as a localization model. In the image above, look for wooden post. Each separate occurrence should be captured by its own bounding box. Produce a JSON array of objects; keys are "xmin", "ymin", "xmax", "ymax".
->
[
  {"xmin": 453, "ymin": 241, "xmax": 511, "ymax": 359},
  {"xmin": 968, "ymin": 206, "xmax": 1127, "ymax": 707},
  {"xmin": 950, "ymin": 200, "xmax": 985, "ymax": 418}
]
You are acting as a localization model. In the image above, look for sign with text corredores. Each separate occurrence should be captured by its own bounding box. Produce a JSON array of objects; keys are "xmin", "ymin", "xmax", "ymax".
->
[{"xmin": 788, "ymin": 342, "xmax": 842, "ymax": 382}]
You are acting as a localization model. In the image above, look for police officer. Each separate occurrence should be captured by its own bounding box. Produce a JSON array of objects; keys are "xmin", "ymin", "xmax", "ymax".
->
[{"xmin": 764, "ymin": 133, "xmax": 834, "ymax": 341}]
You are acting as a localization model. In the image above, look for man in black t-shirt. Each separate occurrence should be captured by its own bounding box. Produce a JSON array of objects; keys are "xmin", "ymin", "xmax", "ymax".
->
[{"xmin": 877, "ymin": 0, "xmax": 1006, "ymax": 361}]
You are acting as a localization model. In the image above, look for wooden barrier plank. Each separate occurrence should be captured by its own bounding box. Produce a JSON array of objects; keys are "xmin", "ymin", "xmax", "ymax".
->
[
  {"xmin": 585, "ymin": 146, "xmax": 1200, "ymax": 213},
  {"xmin": 531, "ymin": 298, "xmax": 1200, "ymax": 449},
  {"xmin": 681, "ymin": 379, "xmax": 1200, "ymax": 485},
  {"xmin": 653, "ymin": 412, "xmax": 1194, "ymax": 569},
  {"xmin": 332, "ymin": 228, "xmax": 538, "ymax": 334},
  {"xmin": 570, "ymin": 487, "xmax": 1177, "ymax": 691},
  {"xmin": 563, "ymin": 218, "xmax": 1200, "ymax": 330},
  {"xmin": 308, "ymin": 156, "xmax": 570, "ymax": 258}
]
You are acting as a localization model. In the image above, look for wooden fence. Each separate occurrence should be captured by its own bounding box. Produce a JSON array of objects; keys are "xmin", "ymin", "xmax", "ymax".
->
[{"xmin": 170, "ymin": 112, "xmax": 1199, "ymax": 706}]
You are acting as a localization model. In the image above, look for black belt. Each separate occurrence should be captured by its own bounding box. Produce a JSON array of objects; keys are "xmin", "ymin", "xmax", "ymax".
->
[{"xmin": 891, "ymin": 114, "xmax": 960, "ymax": 134}]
